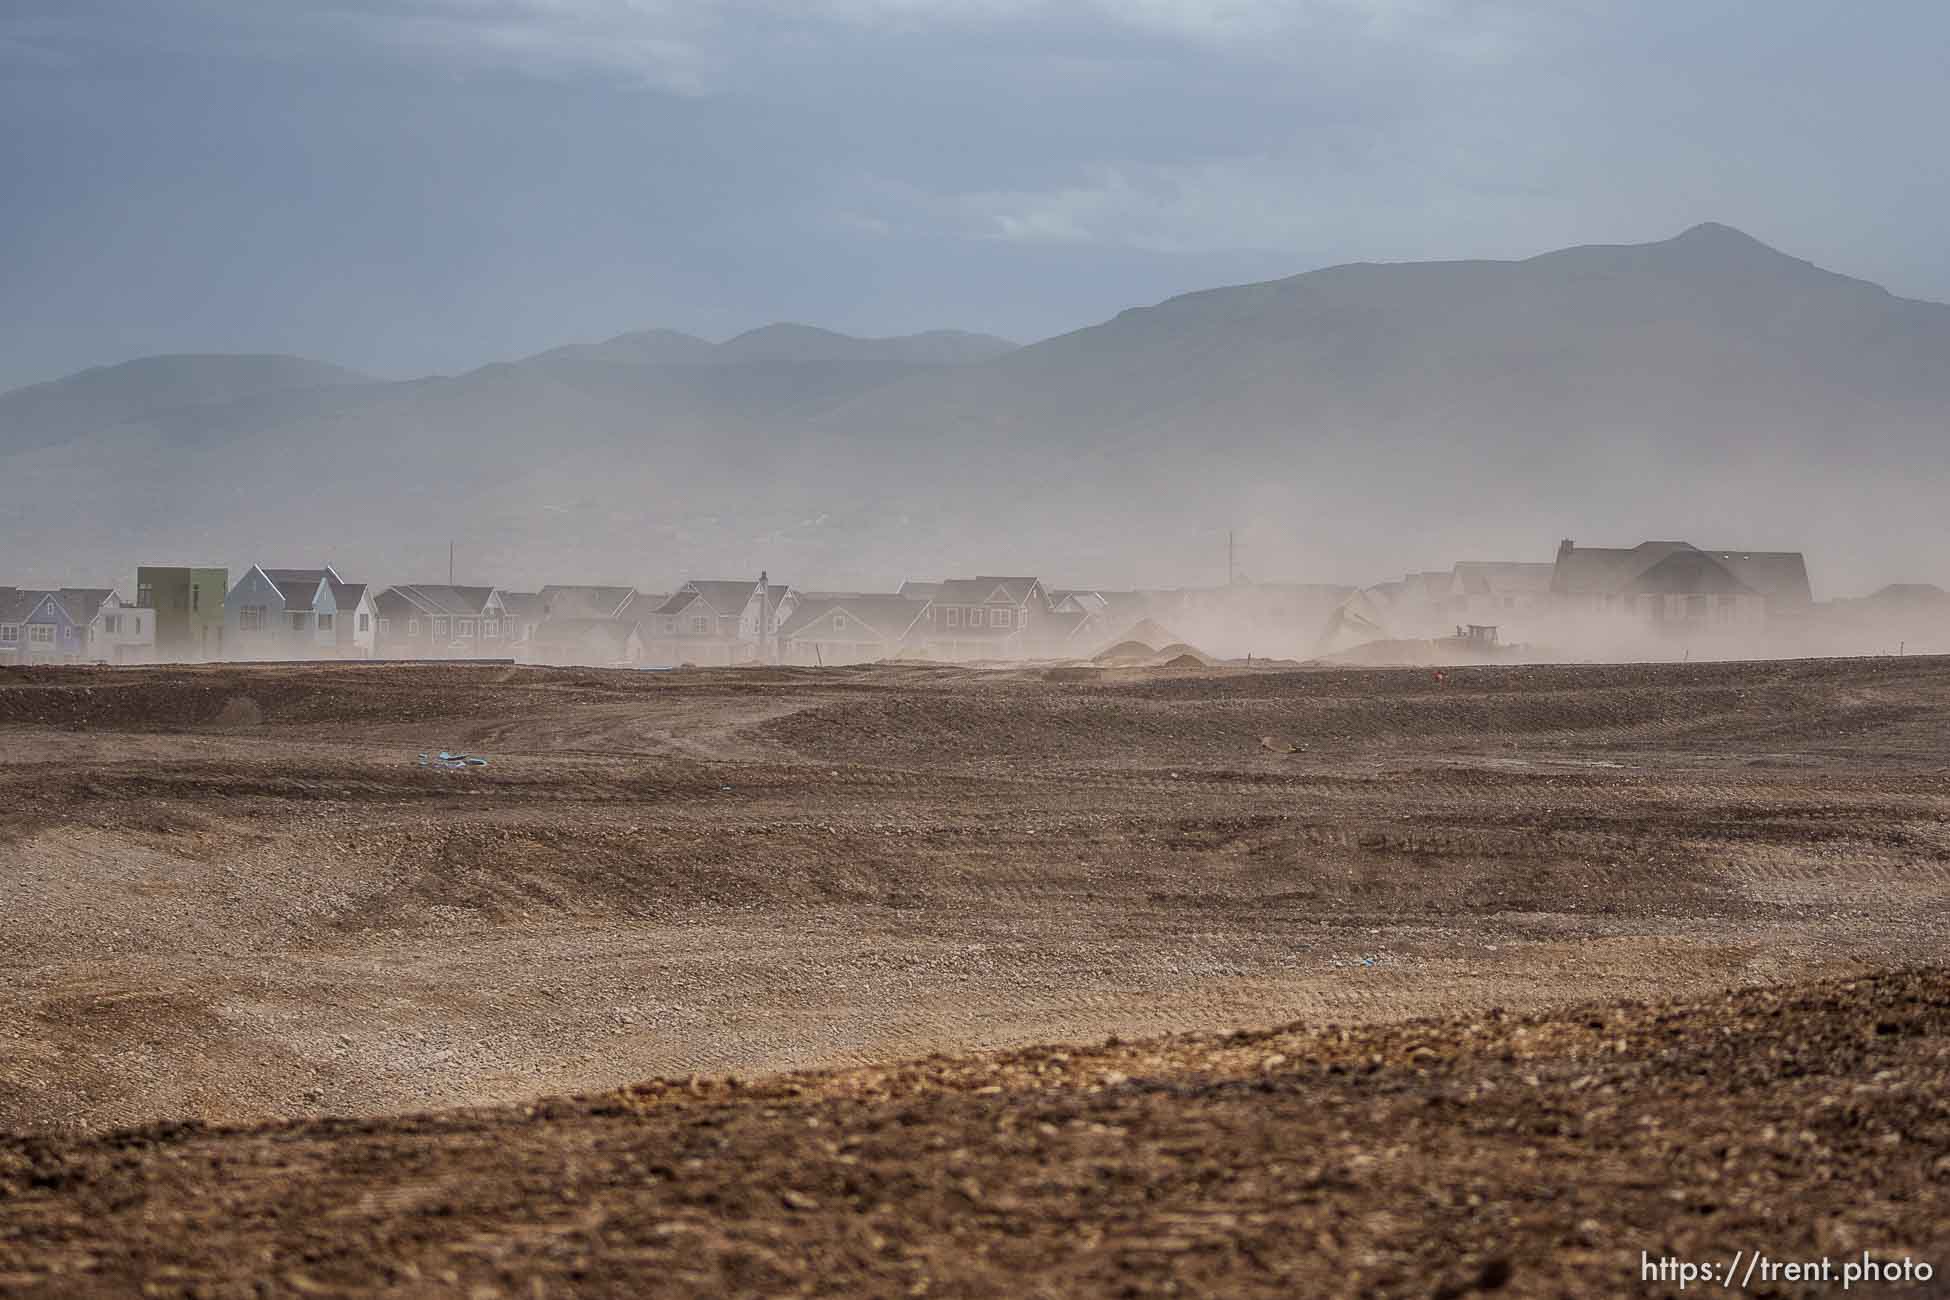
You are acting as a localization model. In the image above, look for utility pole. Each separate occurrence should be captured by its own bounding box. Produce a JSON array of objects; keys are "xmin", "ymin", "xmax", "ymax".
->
[
  {"xmin": 449, "ymin": 541, "xmax": 455, "ymax": 587},
  {"xmin": 1228, "ymin": 531, "xmax": 1236, "ymax": 586}
]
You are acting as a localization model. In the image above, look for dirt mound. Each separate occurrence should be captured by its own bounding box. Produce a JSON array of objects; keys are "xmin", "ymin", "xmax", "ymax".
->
[
  {"xmin": 5, "ymin": 968, "xmax": 1946, "ymax": 1298},
  {"xmin": 1157, "ymin": 652, "xmax": 1208, "ymax": 669},
  {"xmin": 1092, "ymin": 639, "xmax": 1155, "ymax": 663}
]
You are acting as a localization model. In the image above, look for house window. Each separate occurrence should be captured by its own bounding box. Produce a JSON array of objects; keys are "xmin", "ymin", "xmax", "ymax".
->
[
  {"xmin": 407, "ymin": 618, "xmax": 419, "ymax": 636},
  {"xmin": 945, "ymin": 607, "xmax": 961, "ymax": 628},
  {"xmin": 318, "ymin": 614, "xmax": 334, "ymax": 632},
  {"xmin": 662, "ymin": 617, "xmax": 676, "ymax": 635},
  {"xmin": 0, "ymin": 625, "xmax": 18, "ymax": 644},
  {"xmin": 378, "ymin": 618, "xmax": 391, "ymax": 635},
  {"xmin": 103, "ymin": 615, "xmax": 121, "ymax": 635},
  {"xmin": 359, "ymin": 613, "xmax": 370, "ymax": 632},
  {"xmin": 433, "ymin": 617, "xmax": 449, "ymax": 639},
  {"xmin": 136, "ymin": 584, "xmax": 153, "ymax": 609},
  {"xmin": 691, "ymin": 616, "xmax": 709, "ymax": 634},
  {"xmin": 240, "ymin": 607, "xmax": 264, "ymax": 631},
  {"xmin": 457, "ymin": 619, "xmax": 476, "ymax": 637},
  {"xmin": 191, "ymin": 585, "xmax": 200, "ymax": 612},
  {"xmin": 29, "ymin": 625, "xmax": 55, "ymax": 645},
  {"xmin": 290, "ymin": 612, "xmax": 307, "ymax": 631},
  {"xmin": 992, "ymin": 608, "xmax": 1012, "ymax": 630},
  {"xmin": 482, "ymin": 619, "xmax": 499, "ymax": 638},
  {"xmin": 833, "ymin": 613, "xmax": 847, "ymax": 631}
]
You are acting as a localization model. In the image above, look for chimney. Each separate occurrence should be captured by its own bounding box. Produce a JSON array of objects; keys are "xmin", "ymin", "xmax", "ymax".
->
[{"xmin": 1557, "ymin": 538, "xmax": 1575, "ymax": 563}]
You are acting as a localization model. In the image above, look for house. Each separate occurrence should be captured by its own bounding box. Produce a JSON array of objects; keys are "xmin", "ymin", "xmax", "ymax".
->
[
  {"xmin": 323, "ymin": 579, "xmax": 377, "ymax": 658},
  {"xmin": 224, "ymin": 566, "xmax": 343, "ymax": 660},
  {"xmin": 528, "ymin": 618, "xmax": 645, "ymax": 667},
  {"xmin": 0, "ymin": 589, "xmax": 61, "ymax": 664},
  {"xmin": 778, "ymin": 594, "xmax": 928, "ymax": 665},
  {"xmin": 912, "ymin": 576, "xmax": 1050, "ymax": 660},
  {"xmin": 50, "ymin": 588, "xmax": 153, "ymax": 664},
  {"xmin": 135, "ymin": 566, "xmax": 228, "ymax": 662},
  {"xmin": 643, "ymin": 575, "xmax": 795, "ymax": 667},
  {"xmin": 0, "ymin": 589, "xmax": 86, "ymax": 663},
  {"xmin": 372, "ymin": 585, "xmax": 510, "ymax": 659},
  {"xmin": 1549, "ymin": 539, "xmax": 1810, "ymax": 632}
]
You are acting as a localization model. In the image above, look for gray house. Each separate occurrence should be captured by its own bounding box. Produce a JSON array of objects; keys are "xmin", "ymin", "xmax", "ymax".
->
[{"xmin": 224, "ymin": 565, "xmax": 343, "ymax": 660}]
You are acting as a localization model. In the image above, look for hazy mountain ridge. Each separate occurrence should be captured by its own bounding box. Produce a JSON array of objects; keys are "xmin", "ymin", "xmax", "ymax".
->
[{"xmin": 3, "ymin": 227, "xmax": 1947, "ymax": 595}]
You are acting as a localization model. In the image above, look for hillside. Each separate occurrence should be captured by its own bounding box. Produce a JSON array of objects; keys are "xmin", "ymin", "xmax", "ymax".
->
[
  {"xmin": 0, "ymin": 353, "xmax": 373, "ymax": 458},
  {"xmin": 2, "ymin": 227, "xmax": 1946, "ymax": 594}
]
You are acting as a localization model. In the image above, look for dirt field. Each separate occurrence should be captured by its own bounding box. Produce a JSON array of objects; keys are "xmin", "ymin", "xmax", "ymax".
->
[{"xmin": 3, "ymin": 655, "xmax": 1950, "ymax": 1294}]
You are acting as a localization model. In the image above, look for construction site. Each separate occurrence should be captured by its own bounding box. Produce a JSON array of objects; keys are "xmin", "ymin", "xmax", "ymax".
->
[{"xmin": 2, "ymin": 654, "xmax": 1947, "ymax": 1295}]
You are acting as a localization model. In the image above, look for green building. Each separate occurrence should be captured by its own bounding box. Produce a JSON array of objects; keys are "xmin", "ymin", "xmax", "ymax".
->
[{"xmin": 135, "ymin": 566, "xmax": 229, "ymax": 661}]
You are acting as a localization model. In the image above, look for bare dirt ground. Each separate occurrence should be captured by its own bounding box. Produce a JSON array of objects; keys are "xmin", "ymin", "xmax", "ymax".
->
[{"xmin": 3, "ymin": 655, "xmax": 1950, "ymax": 1295}]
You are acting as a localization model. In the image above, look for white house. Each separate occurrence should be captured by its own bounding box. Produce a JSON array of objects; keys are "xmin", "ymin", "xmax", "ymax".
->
[{"xmin": 85, "ymin": 591, "xmax": 156, "ymax": 664}]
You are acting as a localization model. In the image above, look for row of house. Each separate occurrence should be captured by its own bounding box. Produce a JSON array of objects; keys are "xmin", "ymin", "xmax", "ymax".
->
[
  {"xmin": 4, "ymin": 562, "xmax": 1229, "ymax": 667},
  {"xmin": 6, "ymin": 537, "xmax": 1845, "ymax": 669}
]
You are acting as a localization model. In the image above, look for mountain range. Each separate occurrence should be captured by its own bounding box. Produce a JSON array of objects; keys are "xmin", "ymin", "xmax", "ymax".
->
[{"xmin": 4, "ymin": 224, "xmax": 1945, "ymax": 596}]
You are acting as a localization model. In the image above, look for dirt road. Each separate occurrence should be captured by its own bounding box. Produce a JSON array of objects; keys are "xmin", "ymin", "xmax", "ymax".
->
[{"xmin": 4, "ymin": 656, "xmax": 1950, "ymax": 1135}]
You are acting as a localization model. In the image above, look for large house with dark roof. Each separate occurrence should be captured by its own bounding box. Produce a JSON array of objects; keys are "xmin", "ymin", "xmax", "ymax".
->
[
  {"xmin": 643, "ymin": 576, "xmax": 795, "ymax": 666},
  {"xmin": 1549, "ymin": 540, "xmax": 1811, "ymax": 632},
  {"xmin": 372, "ymin": 585, "xmax": 510, "ymax": 659}
]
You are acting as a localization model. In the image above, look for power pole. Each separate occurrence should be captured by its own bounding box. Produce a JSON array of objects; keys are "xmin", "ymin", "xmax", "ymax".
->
[
  {"xmin": 449, "ymin": 541, "xmax": 455, "ymax": 587},
  {"xmin": 1228, "ymin": 531, "xmax": 1235, "ymax": 586}
]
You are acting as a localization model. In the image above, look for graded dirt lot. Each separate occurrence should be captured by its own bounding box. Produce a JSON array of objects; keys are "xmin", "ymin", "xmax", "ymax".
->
[{"xmin": 2, "ymin": 655, "xmax": 1950, "ymax": 1295}]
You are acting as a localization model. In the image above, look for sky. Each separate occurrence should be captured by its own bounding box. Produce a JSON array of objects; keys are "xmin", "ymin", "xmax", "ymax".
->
[{"xmin": 4, "ymin": 0, "xmax": 1949, "ymax": 391}]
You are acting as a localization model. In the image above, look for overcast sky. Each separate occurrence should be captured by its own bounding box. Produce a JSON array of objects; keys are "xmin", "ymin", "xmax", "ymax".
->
[{"xmin": 4, "ymin": 0, "xmax": 1947, "ymax": 390}]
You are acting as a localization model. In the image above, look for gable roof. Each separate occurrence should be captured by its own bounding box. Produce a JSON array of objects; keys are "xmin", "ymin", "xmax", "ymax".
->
[
  {"xmin": 0, "ymin": 588, "xmax": 50, "ymax": 625},
  {"xmin": 897, "ymin": 580, "xmax": 943, "ymax": 600},
  {"xmin": 381, "ymin": 584, "xmax": 501, "ymax": 617},
  {"xmin": 53, "ymin": 588, "xmax": 114, "ymax": 626},
  {"xmin": 933, "ymin": 576, "xmax": 1043, "ymax": 608},
  {"xmin": 1551, "ymin": 542, "xmax": 1700, "ymax": 597},
  {"xmin": 654, "ymin": 579, "xmax": 760, "ymax": 618},
  {"xmin": 260, "ymin": 567, "xmax": 337, "ymax": 612},
  {"xmin": 326, "ymin": 580, "xmax": 369, "ymax": 610},
  {"xmin": 777, "ymin": 595, "xmax": 928, "ymax": 644},
  {"xmin": 539, "ymin": 584, "xmax": 636, "ymax": 621},
  {"xmin": 1707, "ymin": 552, "xmax": 1813, "ymax": 605}
]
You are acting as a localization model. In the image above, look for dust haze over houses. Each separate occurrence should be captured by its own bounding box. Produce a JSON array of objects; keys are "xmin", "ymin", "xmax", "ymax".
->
[{"xmin": 12, "ymin": 5, "xmax": 1950, "ymax": 1293}]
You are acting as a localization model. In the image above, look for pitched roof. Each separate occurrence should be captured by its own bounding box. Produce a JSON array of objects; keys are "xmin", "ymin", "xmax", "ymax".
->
[
  {"xmin": 262, "ymin": 568, "xmax": 334, "ymax": 611},
  {"xmin": 1552, "ymin": 541, "xmax": 1810, "ymax": 603},
  {"xmin": 1707, "ymin": 552, "xmax": 1813, "ymax": 605},
  {"xmin": 539, "ymin": 584, "xmax": 635, "ymax": 620},
  {"xmin": 654, "ymin": 580, "xmax": 760, "ymax": 618},
  {"xmin": 933, "ymin": 576, "xmax": 1043, "ymax": 607},
  {"xmin": 0, "ymin": 588, "xmax": 48, "ymax": 624},
  {"xmin": 1550, "ymin": 542, "xmax": 1700, "ymax": 597},
  {"xmin": 44, "ymin": 588, "xmax": 112, "ymax": 626},
  {"xmin": 381, "ymin": 584, "xmax": 500, "ymax": 616},
  {"xmin": 897, "ymin": 580, "xmax": 942, "ymax": 600},
  {"xmin": 778, "ymin": 595, "xmax": 927, "ymax": 644},
  {"xmin": 327, "ymin": 580, "xmax": 369, "ymax": 610}
]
